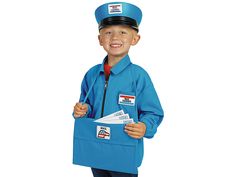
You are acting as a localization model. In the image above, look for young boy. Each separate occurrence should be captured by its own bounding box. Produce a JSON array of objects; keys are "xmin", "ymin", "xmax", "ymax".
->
[{"xmin": 73, "ymin": 2, "xmax": 164, "ymax": 177}]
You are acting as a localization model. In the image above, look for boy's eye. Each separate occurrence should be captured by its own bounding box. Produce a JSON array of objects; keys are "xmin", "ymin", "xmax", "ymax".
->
[
  {"xmin": 105, "ymin": 31, "xmax": 112, "ymax": 35},
  {"xmin": 121, "ymin": 31, "xmax": 127, "ymax": 34}
]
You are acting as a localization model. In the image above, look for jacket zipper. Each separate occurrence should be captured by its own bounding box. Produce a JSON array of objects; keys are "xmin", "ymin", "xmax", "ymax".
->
[{"xmin": 101, "ymin": 80, "xmax": 108, "ymax": 117}]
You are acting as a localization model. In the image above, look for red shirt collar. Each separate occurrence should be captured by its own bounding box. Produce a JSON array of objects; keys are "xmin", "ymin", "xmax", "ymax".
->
[{"xmin": 104, "ymin": 63, "xmax": 112, "ymax": 77}]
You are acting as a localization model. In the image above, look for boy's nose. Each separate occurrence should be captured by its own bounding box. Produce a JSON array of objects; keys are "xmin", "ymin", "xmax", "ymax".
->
[{"xmin": 111, "ymin": 32, "xmax": 119, "ymax": 39}]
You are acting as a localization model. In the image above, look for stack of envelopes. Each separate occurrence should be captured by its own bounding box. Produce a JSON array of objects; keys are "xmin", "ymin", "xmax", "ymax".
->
[{"xmin": 94, "ymin": 110, "xmax": 134, "ymax": 124}]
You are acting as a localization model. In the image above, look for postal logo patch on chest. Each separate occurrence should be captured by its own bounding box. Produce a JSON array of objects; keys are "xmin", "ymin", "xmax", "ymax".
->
[{"xmin": 118, "ymin": 94, "xmax": 136, "ymax": 106}]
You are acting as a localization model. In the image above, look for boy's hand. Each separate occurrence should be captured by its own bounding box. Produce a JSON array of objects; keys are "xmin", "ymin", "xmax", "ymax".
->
[
  {"xmin": 73, "ymin": 103, "xmax": 88, "ymax": 118},
  {"xmin": 124, "ymin": 122, "xmax": 146, "ymax": 139}
]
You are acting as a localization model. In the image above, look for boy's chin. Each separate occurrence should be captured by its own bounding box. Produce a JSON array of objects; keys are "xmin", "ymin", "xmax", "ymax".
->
[
  {"xmin": 108, "ymin": 52, "xmax": 127, "ymax": 57},
  {"xmin": 108, "ymin": 50, "xmax": 128, "ymax": 56}
]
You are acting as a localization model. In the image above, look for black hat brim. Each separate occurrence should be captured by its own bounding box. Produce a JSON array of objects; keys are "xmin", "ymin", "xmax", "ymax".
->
[{"xmin": 99, "ymin": 16, "xmax": 139, "ymax": 32}]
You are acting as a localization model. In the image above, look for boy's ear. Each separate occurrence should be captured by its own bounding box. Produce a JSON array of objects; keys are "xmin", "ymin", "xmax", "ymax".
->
[
  {"xmin": 131, "ymin": 34, "xmax": 141, "ymax": 46},
  {"xmin": 98, "ymin": 35, "xmax": 103, "ymax": 46}
]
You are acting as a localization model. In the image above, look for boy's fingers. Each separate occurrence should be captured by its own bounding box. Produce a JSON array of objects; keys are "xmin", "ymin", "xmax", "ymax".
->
[
  {"xmin": 75, "ymin": 110, "xmax": 86, "ymax": 115},
  {"xmin": 74, "ymin": 104, "xmax": 80, "ymax": 111},
  {"xmin": 125, "ymin": 123, "xmax": 142, "ymax": 132},
  {"xmin": 125, "ymin": 129, "xmax": 139, "ymax": 135},
  {"xmin": 74, "ymin": 112, "xmax": 86, "ymax": 118},
  {"xmin": 75, "ymin": 102, "xmax": 82, "ymax": 106},
  {"xmin": 75, "ymin": 102, "xmax": 84, "ymax": 108},
  {"xmin": 81, "ymin": 104, "xmax": 88, "ymax": 110},
  {"xmin": 125, "ymin": 123, "xmax": 135, "ymax": 128},
  {"xmin": 74, "ymin": 105, "xmax": 86, "ymax": 111},
  {"xmin": 125, "ymin": 126, "xmax": 140, "ymax": 132},
  {"xmin": 81, "ymin": 106, "xmax": 87, "ymax": 110},
  {"xmin": 73, "ymin": 103, "xmax": 87, "ymax": 118},
  {"xmin": 126, "ymin": 123, "xmax": 140, "ymax": 128},
  {"xmin": 75, "ymin": 103, "xmax": 87, "ymax": 110},
  {"xmin": 125, "ymin": 130, "xmax": 142, "ymax": 139}
]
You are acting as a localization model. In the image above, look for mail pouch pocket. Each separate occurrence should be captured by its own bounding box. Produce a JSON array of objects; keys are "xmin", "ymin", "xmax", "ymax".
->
[{"xmin": 73, "ymin": 118, "xmax": 139, "ymax": 174}]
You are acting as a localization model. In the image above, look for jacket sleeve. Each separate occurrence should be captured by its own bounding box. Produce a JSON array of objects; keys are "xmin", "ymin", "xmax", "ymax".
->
[
  {"xmin": 73, "ymin": 73, "xmax": 92, "ymax": 118},
  {"xmin": 136, "ymin": 71, "xmax": 164, "ymax": 139}
]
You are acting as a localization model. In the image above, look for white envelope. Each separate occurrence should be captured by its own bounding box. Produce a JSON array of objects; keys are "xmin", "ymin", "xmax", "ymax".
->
[
  {"xmin": 94, "ymin": 110, "xmax": 125, "ymax": 122},
  {"xmin": 96, "ymin": 118, "xmax": 134, "ymax": 124},
  {"xmin": 103, "ymin": 113, "xmax": 130, "ymax": 121},
  {"xmin": 94, "ymin": 110, "xmax": 133, "ymax": 124},
  {"xmin": 95, "ymin": 114, "xmax": 130, "ymax": 124}
]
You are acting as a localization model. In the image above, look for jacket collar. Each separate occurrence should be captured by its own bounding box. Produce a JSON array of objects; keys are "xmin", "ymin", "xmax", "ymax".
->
[{"xmin": 99, "ymin": 55, "xmax": 132, "ymax": 75}]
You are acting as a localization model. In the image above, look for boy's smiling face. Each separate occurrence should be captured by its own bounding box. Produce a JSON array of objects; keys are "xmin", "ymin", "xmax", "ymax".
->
[{"xmin": 98, "ymin": 25, "xmax": 140, "ymax": 62}]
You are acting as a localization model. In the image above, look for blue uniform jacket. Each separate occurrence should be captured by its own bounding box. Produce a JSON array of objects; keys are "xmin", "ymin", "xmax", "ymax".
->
[{"xmin": 76, "ymin": 55, "xmax": 164, "ymax": 166}]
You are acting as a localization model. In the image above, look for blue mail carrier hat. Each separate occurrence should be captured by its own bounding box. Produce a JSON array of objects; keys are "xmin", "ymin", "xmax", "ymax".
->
[{"xmin": 95, "ymin": 2, "xmax": 142, "ymax": 32}]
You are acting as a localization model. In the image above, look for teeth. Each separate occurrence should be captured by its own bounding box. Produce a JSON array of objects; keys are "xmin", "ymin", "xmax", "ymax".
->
[{"xmin": 111, "ymin": 44, "xmax": 121, "ymax": 48}]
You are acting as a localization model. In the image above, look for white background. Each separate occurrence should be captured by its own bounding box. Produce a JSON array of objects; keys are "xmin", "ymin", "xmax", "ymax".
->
[{"xmin": 0, "ymin": 0, "xmax": 235, "ymax": 176}]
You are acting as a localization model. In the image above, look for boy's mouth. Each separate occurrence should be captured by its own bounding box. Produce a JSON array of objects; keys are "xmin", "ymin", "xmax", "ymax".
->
[{"xmin": 110, "ymin": 43, "xmax": 122, "ymax": 48}]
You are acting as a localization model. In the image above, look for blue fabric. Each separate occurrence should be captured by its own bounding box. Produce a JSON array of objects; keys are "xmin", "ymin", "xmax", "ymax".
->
[
  {"xmin": 73, "ymin": 118, "xmax": 138, "ymax": 174},
  {"xmin": 78, "ymin": 55, "xmax": 164, "ymax": 137},
  {"xmin": 95, "ymin": 2, "xmax": 142, "ymax": 25},
  {"xmin": 73, "ymin": 55, "xmax": 164, "ymax": 173}
]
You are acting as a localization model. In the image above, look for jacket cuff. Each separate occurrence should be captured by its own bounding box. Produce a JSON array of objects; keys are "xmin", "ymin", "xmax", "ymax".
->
[{"xmin": 140, "ymin": 119, "xmax": 157, "ymax": 139}]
